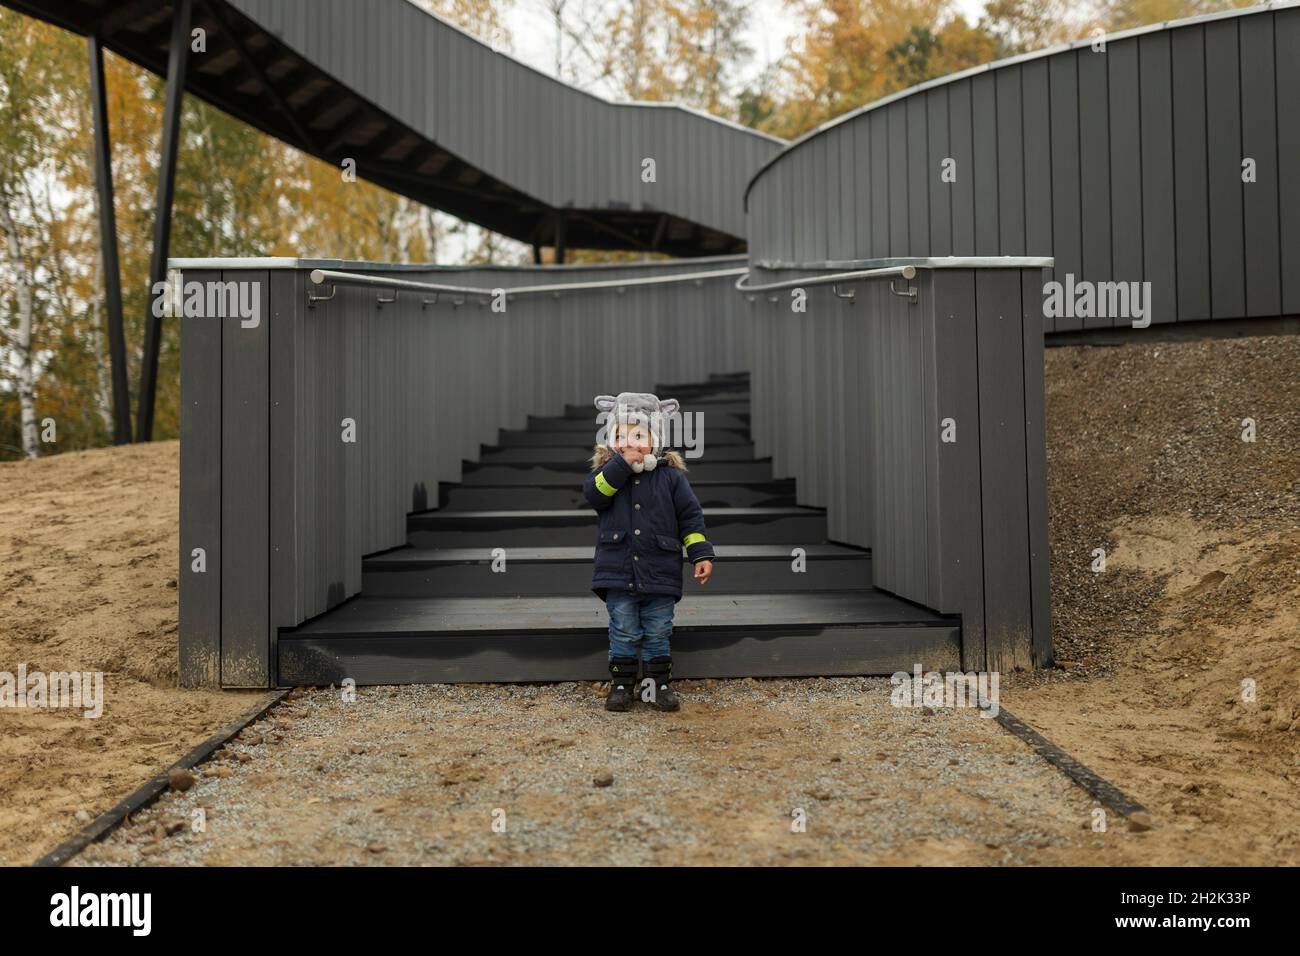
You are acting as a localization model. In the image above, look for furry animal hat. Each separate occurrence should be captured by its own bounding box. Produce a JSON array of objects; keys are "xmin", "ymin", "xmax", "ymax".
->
[{"xmin": 594, "ymin": 392, "xmax": 680, "ymax": 472}]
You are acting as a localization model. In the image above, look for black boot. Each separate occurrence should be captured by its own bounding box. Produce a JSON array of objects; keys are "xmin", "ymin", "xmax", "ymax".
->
[
  {"xmin": 644, "ymin": 656, "xmax": 681, "ymax": 712},
  {"xmin": 605, "ymin": 657, "xmax": 639, "ymax": 712}
]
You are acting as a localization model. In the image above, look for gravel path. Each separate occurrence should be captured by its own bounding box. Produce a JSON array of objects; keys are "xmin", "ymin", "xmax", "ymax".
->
[{"xmin": 72, "ymin": 678, "xmax": 1130, "ymax": 866}]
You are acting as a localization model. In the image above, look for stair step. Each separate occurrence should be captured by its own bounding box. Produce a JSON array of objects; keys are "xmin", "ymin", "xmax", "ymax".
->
[
  {"xmin": 279, "ymin": 591, "xmax": 960, "ymax": 684},
  {"xmin": 406, "ymin": 507, "xmax": 827, "ymax": 547},
  {"xmin": 477, "ymin": 444, "xmax": 756, "ymax": 465},
  {"xmin": 363, "ymin": 543, "xmax": 871, "ymax": 596},
  {"xmin": 561, "ymin": 399, "xmax": 749, "ymax": 419},
  {"xmin": 655, "ymin": 380, "xmax": 750, "ymax": 396},
  {"xmin": 440, "ymin": 479, "xmax": 797, "ymax": 511},
  {"xmin": 526, "ymin": 413, "xmax": 750, "ymax": 433},
  {"xmin": 498, "ymin": 427, "xmax": 750, "ymax": 447},
  {"xmin": 461, "ymin": 460, "xmax": 776, "ymax": 483}
]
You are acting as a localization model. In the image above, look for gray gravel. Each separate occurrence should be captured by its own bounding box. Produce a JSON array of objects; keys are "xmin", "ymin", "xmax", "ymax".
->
[{"xmin": 73, "ymin": 678, "xmax": 1121, "ymax": 866}]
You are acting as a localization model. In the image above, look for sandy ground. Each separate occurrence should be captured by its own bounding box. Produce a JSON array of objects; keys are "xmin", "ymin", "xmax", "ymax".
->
[
  {"xmin": 4, "ymin": 335, "xmax": 1299, "ymax": 866},
  {"xmin": 0, "ymin": 442, "xmax": 262, "ymax": 867},
  {"xmin": 1005, "ymin": 336, "xmax": 1300, "ymax": 865}
]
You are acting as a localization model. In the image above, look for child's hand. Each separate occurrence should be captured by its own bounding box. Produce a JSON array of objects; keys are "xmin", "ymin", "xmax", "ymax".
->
[{"xmin": 693, "ymin": 559, "xmax": 713, "ymax": 584}]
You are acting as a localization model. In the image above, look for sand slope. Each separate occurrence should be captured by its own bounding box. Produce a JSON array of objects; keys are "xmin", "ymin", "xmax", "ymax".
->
[{"xmin": 0, "ymin": 441, "xmax": 261, "ymax": 866}]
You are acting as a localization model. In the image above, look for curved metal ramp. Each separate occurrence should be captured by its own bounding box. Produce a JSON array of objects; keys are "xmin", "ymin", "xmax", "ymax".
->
[{"xmin": 7, "ymin": 0, "xmax": 783, "ymax": 254}]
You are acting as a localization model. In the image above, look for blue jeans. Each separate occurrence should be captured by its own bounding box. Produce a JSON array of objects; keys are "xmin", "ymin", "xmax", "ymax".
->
[{"xmin": 605, "ymin": 591, "xmax": 674, "ymax": 660}]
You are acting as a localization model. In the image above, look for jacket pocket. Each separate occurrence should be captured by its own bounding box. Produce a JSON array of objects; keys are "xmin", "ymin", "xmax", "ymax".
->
[
  {"xmin": 654, "ymin": 533, "xmax": 682, "ymax": 553},
  {"xmin": 595, "ymin": 528, "xmax": 629, "ymax": 573}
]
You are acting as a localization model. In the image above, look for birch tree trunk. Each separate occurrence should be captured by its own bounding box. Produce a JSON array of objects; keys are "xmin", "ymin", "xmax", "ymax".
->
[{"xmin": 0, "ymin": 191, "xmax": 38, "ymax": 458}]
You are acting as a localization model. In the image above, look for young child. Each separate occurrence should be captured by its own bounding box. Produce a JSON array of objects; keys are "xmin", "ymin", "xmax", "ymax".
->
[{"xmin": 582, "ymin": 392, "xmax": 714, "ymax": 712}]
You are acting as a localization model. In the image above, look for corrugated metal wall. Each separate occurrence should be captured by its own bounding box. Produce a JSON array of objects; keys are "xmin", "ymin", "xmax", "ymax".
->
[
  {"xmin": 228, "ymin": 0, "xmax": 782, "ymax": 240},
  {"xmin": 745, "ymin": 266, "xmax": 1051, "ymax": 670},
  {"xmin": 746, "ymin": 4, "xmax": 1300, "ymax": 331},
  {"xmin": 179, "ymin": 257, "xmax": 750, "ymax": 687}
]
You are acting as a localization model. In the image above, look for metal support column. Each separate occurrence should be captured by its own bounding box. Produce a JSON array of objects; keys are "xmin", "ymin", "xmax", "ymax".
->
[
  {"xmin": 135, "ymin": 0, "xmax": 192, "ymax": 442},
  {"xmin": 88, "ymin": 33, "xmax": 132, "ymax": 445}
]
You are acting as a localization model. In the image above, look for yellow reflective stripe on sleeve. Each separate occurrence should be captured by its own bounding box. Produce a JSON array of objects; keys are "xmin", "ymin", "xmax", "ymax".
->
[
  {"xmin": 682, "ymin": 532, "xmax": 707, "ymax": 547},
  {"xmin": 595, "ymin": 471, "xmax": 618, "ymax": 497}
]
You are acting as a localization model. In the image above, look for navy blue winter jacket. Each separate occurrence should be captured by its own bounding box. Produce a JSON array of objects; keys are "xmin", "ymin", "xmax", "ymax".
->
[{"xmin": 582, "ymin": 452, "xmax": 715, "ymax": 602}]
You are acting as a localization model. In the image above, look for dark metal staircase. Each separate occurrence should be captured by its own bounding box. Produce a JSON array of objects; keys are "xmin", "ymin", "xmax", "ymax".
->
[{"xmin": 278, "ymin": 374, "xmax": 961, "ymax": 685}]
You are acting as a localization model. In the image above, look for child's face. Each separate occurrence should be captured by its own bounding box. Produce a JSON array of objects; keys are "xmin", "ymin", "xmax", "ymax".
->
[{"xmin": 614, "ymin": 423, "xmax": 652, "ymax": 453}]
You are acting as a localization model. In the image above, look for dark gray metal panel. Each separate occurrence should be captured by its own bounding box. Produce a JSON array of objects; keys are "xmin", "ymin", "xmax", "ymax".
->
[
  {"xmin": 974, "ymin": 269, "xmax": 1033, "ymax": 672},
  {"xmin": 810, "ymin": 287, "xmax": 829, "ymax": 506},
  {"xmin": 1021, "ymin": 268, "xmax": 1053, "ymax": 667},
  {"xmin": 268, "ymin": 271, "xmax": 300, "ymax": 691},
  {"xmin": 178, "ymin": 269, "xmax": 222, "ymax": 688},
  {"xmin": 1049, "ymin": 51, "xmax": 1082, "ymax": 329},
  {"xmin": 853, "ymin": 115, "xmax": 872, "ymax": 258},
  {"xmin": 1108, "ymin": 39, "xmax": 1143, "ymax": 306},
  {"xmin": 846, "ymin": 274, "xmax": 872, "ymax": 548},
  {"xmin": 1021, "ymin": 58, "xmax": 1054, "ymax": 328},
  {"xmin": 926, "ymin": 86, "xmax": 951, "ymax": 257},
  {"xmin": 1078, "ymin": 46, "xmax": 1112, "ymax": 327},
  {"xmin": 802, "ymin": 138, "xmax": 819, "ymax": 260},
  {"xmin": 1205, "ymin": 18, "xmax": 1246, "ymax": 319},
  {"xmin": 1139, "ymin": 31, "xmax": 1178, "ymax": 325},
  {"xmin": 907, "ymin": 93, "xmax": 929, "ymax": 256},
  {"xmin": 791, "ymin": 143, "xmax": 807, "ymax": 261},
  {"xmin": 837, "ymin": 118, "xmax": 856, "ymax": 256},
  {"xmin": 818, "ymin": 128, "xmax": 837, "ymax": 262},
  {"xmin": 220, "ymin": 270, "xmax": 271, "ymax": 688},
  {"xmin": 778, "ymin": 151, "xmax": 796, "ymax": 262},
  {"xmin": 901, "ymin": 279, "xmax": 925, "ymax": 595},
  {"xmin": 1279, "ymin": 8, "xmax": 1300, "ymax": 315},
  {"xmin": 919, "ymin": 271, "xmax": 941, "ymax": 604},
  {"xmin": 928, "ymin": 269, "xmax": 984, "ymax": 668},
  {"xmin": 888, "ymin": 101, "xmax": 909, "ymax": 256},
  {"xmin": 867, "ymin": 280, "xmax": 890, "ymax": 579},
  {"xmin": 343, "ymin": 285, "xmax": 364, "ymax": 598},
  {"xmin": 1239, "ymin": 12, "xmax": 1281, "ymax": 318},
  {"xmin": 310, "ymin": 279, "xmax": 350, "ymax": 618},
  {"xmin": 948, "ymin": 80, "xmax": 975, "ymax": 256},
  {"xmin": 995, "ymin": 65, "xmax": 1025, "ymax": 256},
  {"xmin": 827, "ymin": 296, "xmax": 846, "ymax": 537},
  {"xmin": 1172, "ymin": 24, "xmax": 1211, "ymax": 321},
  {"xmin": 971, "ymin": 72, "xmax": 999, "ymax": 256},
  {"xmin": 870, "ymin": 109, "xmax": 891, "ymax": 257},
  {"xmin": 810, "ymin": 135, "xmax": 830, "ymax": 262},
  {"xmin": 432, "ymin": 1, "xmax": 451, "ymax": 153}
]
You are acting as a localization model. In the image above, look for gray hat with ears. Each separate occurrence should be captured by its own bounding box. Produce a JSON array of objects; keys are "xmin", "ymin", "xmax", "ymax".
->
[{"xmin": 594, "ymin": 392, "xmax": 680, "ymax": 472}]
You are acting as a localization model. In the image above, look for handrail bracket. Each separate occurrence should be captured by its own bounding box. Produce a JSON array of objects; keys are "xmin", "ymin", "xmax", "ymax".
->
[
  {"xmin": 889, "ymin": 277, "xmax": 918, "ymax": 303},
  {"xmin": 306, "ymin": 283, "xmax": 336, "ymax": 308}
]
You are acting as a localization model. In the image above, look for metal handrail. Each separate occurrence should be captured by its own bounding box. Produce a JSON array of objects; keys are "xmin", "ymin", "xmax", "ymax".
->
[
  {"xmin": 305, "ymin": 255, "xmax": 1053, "ymax": 307},
  {"xmin": 733, "ymin": 264, "xmax": 917, "ymax": 296},
  {"xmin": 307, "ymin": 266, "xmax": 747, "ymax": 303}
]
